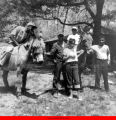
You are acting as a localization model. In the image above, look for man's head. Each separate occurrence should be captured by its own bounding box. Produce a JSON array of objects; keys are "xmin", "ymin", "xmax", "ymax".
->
[
  {"xmin": 99, "ymin": 37, "xmax": 105, "ymax": 46},
  {"xmin": 87, "ymin": 28, "xmax": 93, "ymax": 35},
  {"xmin": 26, "ymin": 22, "xmax": 37, "ymax": 30},
  {"xmin": 20, "ymin": 20, "xmax": 27, "ymax": 26},
  {"xmin": 26, "ymin": 22, "xmax": 38, "ymax": 36},
  {"xmin": 68, "ymin": 38, "xmax": 75, "ymax": 48},
  {"xmin": 72, "ymin": 27, "xmax": 78, "ymax": 35},
  {"xmin": 58, "ymin": 34, "xmax": 64, "ymax": 43}
]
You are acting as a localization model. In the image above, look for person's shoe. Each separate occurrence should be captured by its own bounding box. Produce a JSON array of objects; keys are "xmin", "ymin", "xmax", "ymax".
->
[
  {"xmin": 105, "ymin": 89, "xmax": 110, "ymax": 93},
  {"xmin": 95, "ymin": 86, "xmax": 101, "ymax": 90},
  {"xmin": 78, "ymin": 95, "xmax": 83, "ymax": 101},
  {"xmin": 68, "ymin": 89, "xmax": 73, "ymax": 99},
  {"xmin": 68, "ymin": 95, "xmax": 73, "ymax": 99},
  {"xmin": 75, "ymin": 85, "xmax": 80, "ymax": 89}
]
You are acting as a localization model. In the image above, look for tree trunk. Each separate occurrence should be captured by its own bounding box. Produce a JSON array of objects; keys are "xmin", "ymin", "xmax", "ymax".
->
[{"xmin": 93, "ymin": 0, "xmax": 105, "ymax": 44}]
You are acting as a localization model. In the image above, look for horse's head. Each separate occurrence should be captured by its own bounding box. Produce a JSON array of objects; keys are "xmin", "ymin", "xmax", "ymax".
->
[
  {"xmin": 28, "ymin": 40, "xmax": 45, "ymax": 63},
  {"xmin": 21, "ymin": 39, "xmax": 36, "ymax": 63},
  {"xmin": 78, "ymin": 39, "xmax": 89, "ymax": 51},
  {"xmin": 78, "ymin": 39, "xmax": 94, "ymax": 74}
]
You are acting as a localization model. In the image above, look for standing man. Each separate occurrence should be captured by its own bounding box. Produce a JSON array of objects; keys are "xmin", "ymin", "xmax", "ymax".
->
[
  {"xmin": 67, "ymin": 27, "xmax": 80, "ymax": 51},
  {"xmin": 50, "ymin": 34, "xmax": 65, "ymax": 96},
  {"xmin": 89, "ymin": 37, "xmax": 110, "ymax": 92}
]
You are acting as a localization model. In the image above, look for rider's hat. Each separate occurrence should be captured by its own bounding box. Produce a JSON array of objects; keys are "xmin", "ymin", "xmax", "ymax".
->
[{"xmin": 27, "ymin": 22, "xmax": 37, "ymax": 28}]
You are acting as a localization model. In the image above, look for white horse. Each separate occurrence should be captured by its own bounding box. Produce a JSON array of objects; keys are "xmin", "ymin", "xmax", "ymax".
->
[{"xmin": 0, "ymin": 39, "xmax": 34, "ymax": 96}]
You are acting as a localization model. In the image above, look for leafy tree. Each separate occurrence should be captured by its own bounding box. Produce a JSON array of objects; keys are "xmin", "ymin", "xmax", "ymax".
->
[
  {"xmin": 6, "ymin": 0, "xmax": 105, "ymax": 43},
  {"xmin": 1, "ymin": 0, "xmax": 113, "ymax": 44}
]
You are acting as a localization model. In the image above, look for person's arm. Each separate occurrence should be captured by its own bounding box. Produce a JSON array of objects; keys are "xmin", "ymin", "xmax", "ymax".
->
[
  {"xmin": 67, "ymin": 35, "xmax": 70, "ymax": 44},
  {"xmin": 107, "ymin": 46, "xmax": 111, "ymax": 65},
  {"xmin": 41, "ymin": 39, "xmax": 46, "ymax": 52},
  {"xmin": 77, "ymin": 49, "xmax": 84, "ymax": 58},
  {"xmin": 9, "ymin": 27, "xmax": 20, "ymax": 46},
  {"xmin": 87, "ymin": 45, "xmax": 95, "ymax": 54},
  {"xmin": 50, "ymin": 44, "xmax": 57, "ymax": 56},
  {"xmin": 63, "ymin": 49, "xmax": 75, "ymax": 61}
]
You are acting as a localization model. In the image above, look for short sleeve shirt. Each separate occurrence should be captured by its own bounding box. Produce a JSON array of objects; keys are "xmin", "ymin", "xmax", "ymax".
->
[
  {"xmin": 67, "ymin": 34, "xmax": 80, "ymax": 52},
  {"xmin": 63, "ymin": 47, "xmax": 78, "ymax": 63},
  {"xmin": 91, "ymin": 45, "xmax": 110, "ymax": 60},
  {"xmin": 10, "ymin": 26, "xmax": 26, "ymax": 43},
  {"xmin": 67, "ymin": 34, "xmax": 80, "ymax": 45},
  {"xmin": 51, "ymin": 42, "xmax": 65, "ymax": 62}
]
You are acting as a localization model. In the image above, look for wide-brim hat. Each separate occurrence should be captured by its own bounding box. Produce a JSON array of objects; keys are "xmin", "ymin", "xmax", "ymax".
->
[
  {"xmin": 27, "ymin": 22, "xmax": 37, "ymax": 28},
  {"xmin": 58, "ymin": 34, "xmax": 64, "ymax": 38},
  {"xmin": 69, "ymin": 38, "xmax": 76, "ymax": 45}
]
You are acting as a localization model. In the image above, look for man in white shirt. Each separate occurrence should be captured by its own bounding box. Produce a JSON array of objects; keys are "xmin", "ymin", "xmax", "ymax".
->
[
  {"xmin": 67, "ymin": 27, "xmax": 80, "ymax": 51},
  {"xmin": 90, "ymin": 37, "xmax": 110, "ymax": 92}
]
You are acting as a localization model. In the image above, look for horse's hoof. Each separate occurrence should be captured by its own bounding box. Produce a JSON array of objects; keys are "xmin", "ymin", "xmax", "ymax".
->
[
  {"xmin": 21, "ymin": 88, "xmax": 27, "ymax": 95},
  {"xmin": 5, "ymin": 86, "xmax": 10, "ymax": 90}
]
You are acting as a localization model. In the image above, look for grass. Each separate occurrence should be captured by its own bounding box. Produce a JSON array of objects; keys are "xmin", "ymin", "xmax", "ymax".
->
[{"xmin": 0, "ymin": 69, "xmax": 116, "ymax": 116}]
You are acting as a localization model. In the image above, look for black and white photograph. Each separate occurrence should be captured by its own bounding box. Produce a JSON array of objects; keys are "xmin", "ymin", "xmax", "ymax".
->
[{"xmin": 0, "ymin": 0, "xmax": 116, "ymax": 116}]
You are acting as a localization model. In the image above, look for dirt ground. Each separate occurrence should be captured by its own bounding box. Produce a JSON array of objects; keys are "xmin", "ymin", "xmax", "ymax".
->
[
  {"xmin": 0, "ymin": 42, "xmax": 116, "ymax": 116},
  {"xmin": 0, "ymin": 67, "xmax": 116, "ymax": 116}
]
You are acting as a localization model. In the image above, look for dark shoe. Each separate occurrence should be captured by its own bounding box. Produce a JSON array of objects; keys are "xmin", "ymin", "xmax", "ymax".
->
[
  {"xmin": 68, "ymin": 89, "xmax": 73, "ymax": 99},
  {"xmin": 95, "ymin": 86, "xmax": 101, "ymax": 90},
  {"xmin": 65, "ymin": 88, "xmax": 71, "ymax": 96},
  {"xmin": 105, "ymin": 89, "xmax": 110, "ymax": 92}
]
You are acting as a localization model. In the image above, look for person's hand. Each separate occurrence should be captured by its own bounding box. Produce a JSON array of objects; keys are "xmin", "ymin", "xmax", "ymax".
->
[
  {"xmin": 107, "ymin": 60, "xmax": 111, "ymax": 65},
  {"xmin": 87, "ymin": 49, "xmax": 93, "ymax": 54},
  {"xmin": 70, "ymin": 56, "xmax": 75, "ymax": 59},
  {"xmin": 69, "ymin": 54, "xmax": 75, "ymax": 59}
]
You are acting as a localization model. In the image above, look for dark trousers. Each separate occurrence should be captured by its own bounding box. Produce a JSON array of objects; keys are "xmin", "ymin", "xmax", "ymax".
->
[
  {"xmin": 53, "ymin": 61, "xmax": 63, "ymax": 90},
  {"xmin": 95, "ymin": 59, "xmax": 109, "ymax": 91},
  {"xmin": 63, "ymin": 62, "xmax": 79, "ymax": 90}
]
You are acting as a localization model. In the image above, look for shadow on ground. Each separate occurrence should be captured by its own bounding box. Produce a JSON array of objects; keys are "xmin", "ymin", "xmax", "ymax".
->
[{"xmin": 0, "ymin": 86, "xmax": 39, "ymax": 99}]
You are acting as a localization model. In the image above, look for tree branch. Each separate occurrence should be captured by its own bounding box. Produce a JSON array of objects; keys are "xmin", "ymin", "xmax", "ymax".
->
[
  {"xmin": 35, "ymin": 15, "xmax": 93, "ymax": 27},
  {"xmin": 84, "ymin": 0, "xmax": 95, "ymax": 19},
  {"xmin": 36, "ymin": 1, "xmax": 85, "ymax": 7},
  {"xmin": 54, "ymin": 17, "xmax": 93, "ymax": 27},
  {"xmin": 63, "ymin": 7, "xmax": 69, "ymax": 32}
]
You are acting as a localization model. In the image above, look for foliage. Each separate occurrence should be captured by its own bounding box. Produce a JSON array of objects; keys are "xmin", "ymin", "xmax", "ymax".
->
[{"xmin": 0, "ymin": 0, "xmax": 116, "ymax": 42}]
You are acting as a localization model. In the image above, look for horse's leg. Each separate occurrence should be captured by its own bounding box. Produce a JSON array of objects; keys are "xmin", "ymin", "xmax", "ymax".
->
[
  {"xmin": 21, "ymin": 69, "xmax": 28, "ymax": 94},
  {"xmin": 16, "ymin": 66, "xmax": 22, "ymax": 97},
  {"xmin": 2, "ymin": 70, "xmax": 9, "ymax": 88},
  {"xmin": 79, "ymin": 70, "xmax": 83, "ymax": 91}
]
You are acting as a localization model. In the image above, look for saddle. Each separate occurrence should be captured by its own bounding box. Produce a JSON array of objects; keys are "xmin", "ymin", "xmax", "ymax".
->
[
  {"xmin": 0, "ymin": 43, "xmax": 29, "ymax": 70},
  {"xmin": 0, "ymin": 44, "xmax": 13, "ymax": 66}
]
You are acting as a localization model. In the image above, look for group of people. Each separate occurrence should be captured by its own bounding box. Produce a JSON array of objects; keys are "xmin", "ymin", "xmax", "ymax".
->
[
  {"xmin": 51, "ymin": 26, "xmax": 111, "ymax": 99},
  {"xmin": 7, "ymin": 21, "xmax": 111, "ymax": 99}
]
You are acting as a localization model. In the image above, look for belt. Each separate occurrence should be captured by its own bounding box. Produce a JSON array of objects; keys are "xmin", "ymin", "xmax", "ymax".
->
[
  {"xmin": 65, "ymin": 61, "xmax": 78, "ymax": 66},
  {"xmin": 97, "ymin": 59, "xmax": 107, "ymax": 61}
]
